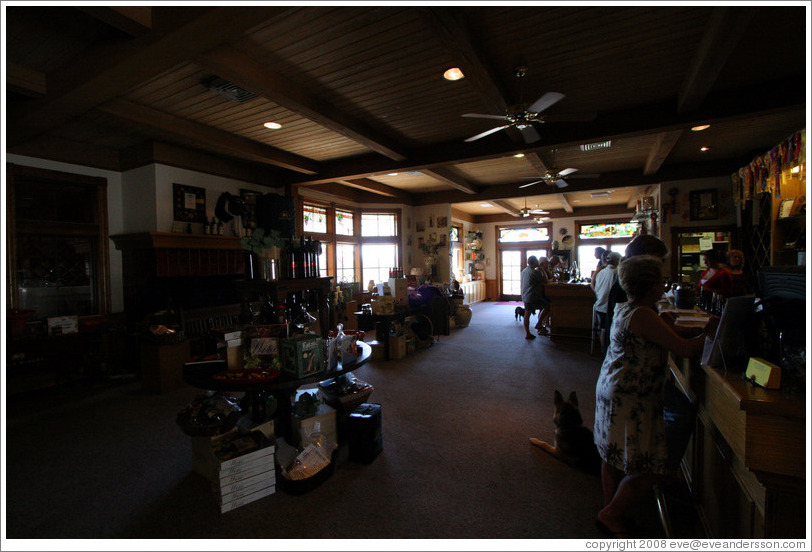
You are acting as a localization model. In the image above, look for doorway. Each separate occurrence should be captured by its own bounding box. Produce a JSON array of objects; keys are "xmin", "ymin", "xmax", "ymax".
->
[{"xmin": 500, "ymin": 247, "xmax": 550, "ymax": 300}]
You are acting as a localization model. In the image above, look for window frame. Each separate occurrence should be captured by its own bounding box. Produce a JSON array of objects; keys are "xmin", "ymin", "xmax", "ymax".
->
[{"xmin": 299, "ymin": 200, "xmax": 401, "ymax": 284}]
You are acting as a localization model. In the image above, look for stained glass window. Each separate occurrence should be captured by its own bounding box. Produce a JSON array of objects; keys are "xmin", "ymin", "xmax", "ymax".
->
[
  {"xmin": 450, "ymin": 226, "xmax": 460, "ymax": 242},
  {"xmin": 578, "ymin": 222, "xmax": 639, "ymax": 239},
  {"xmin": 303, "ymin": 204, "xmax": 327, "ymax": 233},
  {"xmin": 336, "ymin": 209, "xmax": 354, "ymax": 236},
  {"xmin": 498, "ymin": 226, "xmax": 550, "ymax": 243}
]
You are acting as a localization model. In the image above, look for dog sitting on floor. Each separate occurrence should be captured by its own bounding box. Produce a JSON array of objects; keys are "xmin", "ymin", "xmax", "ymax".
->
[
  {"xmin": 514, "ymin": 306, "xmax": 525, "ymax": 320},
  {"xmin": 530, "ymin": 390, "xmax": 601, "ymax": 474}
]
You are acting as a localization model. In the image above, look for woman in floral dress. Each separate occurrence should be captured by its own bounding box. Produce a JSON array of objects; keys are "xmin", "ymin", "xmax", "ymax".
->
[{"xmin": 594, "ymin": 255, "xmax": 716, "ymax": 537}]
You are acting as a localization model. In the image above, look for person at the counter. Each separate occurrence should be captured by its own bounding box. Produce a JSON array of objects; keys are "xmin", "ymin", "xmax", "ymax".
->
[
  {"xmin": 594, "ymin": 255, "xmax": 718, "ymax": 539},
  {"xmin": 698, "ymin": 249, "xmax": 733, "ymax": 296},
  {"xmin": 591, "ymin": 251, "xmax": 622, "ymax": 354}
]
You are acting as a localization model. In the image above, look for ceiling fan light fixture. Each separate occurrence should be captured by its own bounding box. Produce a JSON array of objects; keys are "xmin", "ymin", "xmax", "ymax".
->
[{"xmin": 443, "ymin": 67, "xmax": 464, "ymax": 81}]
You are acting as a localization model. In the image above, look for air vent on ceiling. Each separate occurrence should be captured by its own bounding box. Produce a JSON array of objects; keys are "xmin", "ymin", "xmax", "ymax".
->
[
  {"xmin": 203, "ymin": 77, "xmax": 258, "ymax": 103},
  {"xmin": 580, "ymin": 140, "xmax": 612, "ymax": 151}
]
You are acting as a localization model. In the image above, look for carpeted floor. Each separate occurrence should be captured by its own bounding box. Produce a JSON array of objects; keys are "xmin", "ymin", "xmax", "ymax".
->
[{"xmin": 3, "ymin": 301, "xmax": 698, "ymax": 546}]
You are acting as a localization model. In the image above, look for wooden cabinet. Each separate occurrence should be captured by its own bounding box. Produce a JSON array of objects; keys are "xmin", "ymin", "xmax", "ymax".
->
[
  {"xmin": 544, "ymin": 283, "xmax": 595, "ymax": 342},
  {"xmin": 669, "ymin": 357, "xmax": 806, "ymax": 538}
]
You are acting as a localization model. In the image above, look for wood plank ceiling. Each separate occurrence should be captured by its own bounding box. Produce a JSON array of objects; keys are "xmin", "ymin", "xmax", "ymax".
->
[{"xmin": 4, "ymin": 5, "xmax": 807, "ymax": 219}]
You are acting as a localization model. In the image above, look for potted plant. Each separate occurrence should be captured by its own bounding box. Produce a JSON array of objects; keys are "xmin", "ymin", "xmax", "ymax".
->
[
  {"xmin": 241, "ymin": 227, "xmax": 284, "ymax": 280},
  {"xmin": 418, "ymin": 236, "xmax": 442, "ymax": 279}
]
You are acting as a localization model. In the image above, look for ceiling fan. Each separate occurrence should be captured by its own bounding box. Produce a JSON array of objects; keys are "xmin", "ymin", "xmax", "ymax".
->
[
  {"xmin": 519, "ymin": 199, "xmax": 550, "ymax": 218},
  {"xmin": 462, "ymin": 66, "xmax": 569, "ymax": 144},
  {"xmin": 519, "ymin": 150, "xmax": 600, "ymax": 189}
]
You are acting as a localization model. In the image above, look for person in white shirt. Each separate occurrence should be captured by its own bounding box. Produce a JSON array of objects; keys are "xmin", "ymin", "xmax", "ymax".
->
[{"xmin": 591, "ymin": 251, "xmax": 622, "ymax": 353}]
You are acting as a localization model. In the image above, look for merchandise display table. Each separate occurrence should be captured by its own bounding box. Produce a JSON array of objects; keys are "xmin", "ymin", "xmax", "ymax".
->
[{"xmin": 184, "ymin": 341, "xmax": 371, "ymax": 443}]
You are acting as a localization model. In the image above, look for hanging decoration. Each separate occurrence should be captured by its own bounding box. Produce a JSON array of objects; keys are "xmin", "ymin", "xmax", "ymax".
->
[{"xmin": 731, "ymin": 128, "xmax": 806, "ymax": 202}]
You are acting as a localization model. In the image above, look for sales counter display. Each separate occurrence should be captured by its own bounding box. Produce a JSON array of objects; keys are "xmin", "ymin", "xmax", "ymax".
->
[
  {"xmin": 664, "ymin": 303, "xmax": 806, "ymax": 538},
  {"xmin": 543, "ymin": 283, "xmax": 596, "ymax": 343}
]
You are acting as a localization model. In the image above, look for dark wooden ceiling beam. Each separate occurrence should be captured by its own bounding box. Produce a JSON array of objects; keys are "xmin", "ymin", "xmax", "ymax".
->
[
  {"xmin": 8, "ymin": 6, "xmax": 281, "ymax": 147},
  {"xmin": 554, "ymin": 193, "xmax": 574, "ymax": 214},
  {"xmin": 279, "ymin": 81, "xmax": 804, "ymax": 188},
  {"xmin": 678, "ymin": 7, "xmax": 759, "ymax": 113},
  {"xmin": 98, "ymin": 98, "xmax": 319, "ymax": 174},
  {"xmin": 473, "ymin": 204, "xmax": 634, "ymax": 225},
  {"xmin": 413, "ymin": 159, "xmax": 739, "ymax": 206},
  {"xmin": 336, "ymin": 179, "xmax": 415, "ymax": 203},
  {"xmin": 78, "ymin": 6, "xmax": 154, "ymax": 36},
  {"xmin": 6, "ymin": 62, "xmax": 46, "ymax": 97},
  {"xmin": 196, "ymin": 45, "xmax": 409, "ymax": 162},
  {"xmin": 417, "ymin": 7, "xmax": 524, "ymax": 144},
  {"xmin": 644, "ymin": 130, "xmax": 685, "ymax": 175},
  {"xmin": 421, "ymin": 167, "xmax": 480, "ymax": 194},
  {"xmin": 490, "ymin": 200, "xmax": 521, "ymax": 217}
]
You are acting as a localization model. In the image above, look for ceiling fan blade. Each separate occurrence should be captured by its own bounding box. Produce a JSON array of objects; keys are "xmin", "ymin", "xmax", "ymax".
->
[
  {"xmin": 528, "ymin": 91, "xmax": 565, "ymax": 113},
  {"xmin": 464, "ymin": 125, "xmax": 510, "ymax": 142},
  {"xmin": 461, "ymin": 113, "xmax": 509, "ymax": 121},
  {"xmin": 519, "ymin": 125, "xmax": 541, "ymax": 144},
  {"xmin": 557, "ymin": 168, "xmax": 579, "ymax": 177},
  {"xmin": 554, "ymin": 179, "xmax": 569, "ymax": 188},
  {"xmin": 518, "ymin": 180, "xmax": 543, "ymax": 189}
]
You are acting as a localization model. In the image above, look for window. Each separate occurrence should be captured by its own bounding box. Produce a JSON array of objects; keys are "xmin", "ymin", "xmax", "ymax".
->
[
  {"xmin": 576, "ymin": 221, "xmax": 640, "ymax": 278},
  {"xmin": 361, "ymin": 244, "xmax": 399, "ymax": 286},
  {"xmin": 303, "ymin": 204, "xmax": 328, "ymax": 233},
  {"xmin": 361, "ymin": 212, "xmax": 396, "ymax": 237},
  {"xmin": 7, "ymin": 165, "xmax": 110, "ymax": 319},
  {"xmin": 498, "ymin": 226, "xmax": 550, "ymax": 243},
  {"xmin": 335, "ymin": 243, "xmax": 356, "ymax": 284},
  {"xmin": 336, "ymin": 209, "xmax": 354, "ymax": 236}
]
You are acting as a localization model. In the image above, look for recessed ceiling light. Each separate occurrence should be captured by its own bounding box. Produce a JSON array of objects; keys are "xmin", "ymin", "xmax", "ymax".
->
[
  {"xmin": 263, "ymin": 122, "xmax": 282, "ymax": 129},
  {"xmin": 513, "ymin": 153, "xmax": 525, "ymax": 158},
  {"xmin": 700, "ymin": 146, "xmax": 710, "ymax": 152},
  {"xmin": 480, "ymin": 203, "xmax": 492, "ymax": 207},
  {"xmin": 386, "ymin": 173, "xmax": 399, "ymax": 176},
  {"xmin": 791, "ymin": 165, "xmax": 800, "ymax": 174},
  {"xmin": 443, "ymin": 67, "xmax": 464, "ymax": 81},
  {"xmin": 691, "ymin": 124, "xmax": 710, "ymax": 131}
]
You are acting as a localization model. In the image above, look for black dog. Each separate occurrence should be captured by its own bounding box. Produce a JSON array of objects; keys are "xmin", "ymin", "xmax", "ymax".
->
[{"xmin": 515, "ymin": 306, "xmax": 525, "ymax": 320}]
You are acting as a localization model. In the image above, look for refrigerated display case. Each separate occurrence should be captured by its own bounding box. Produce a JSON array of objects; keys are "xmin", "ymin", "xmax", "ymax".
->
[{"xmin": 675, "ymin": 230, "xmax": 733, "ymax": 285}]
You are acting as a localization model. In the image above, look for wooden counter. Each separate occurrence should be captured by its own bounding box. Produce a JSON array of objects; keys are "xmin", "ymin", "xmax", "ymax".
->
[
  {"xmin": 669, "ymin": 353, "xmax": 806, "ymax": 538},
  {"xmin": 544, "ymin": 283, "xmax": 595, "ymax": 343}
]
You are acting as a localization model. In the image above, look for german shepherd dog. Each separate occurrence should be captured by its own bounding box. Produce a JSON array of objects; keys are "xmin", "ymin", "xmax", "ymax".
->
[
  {"xmin": 530, "ymin": 390, "xmax": 601, "ymax": 474},
  {"xmin": 514, "ymin": 306, "xmax": 525, "ymax": 320}
]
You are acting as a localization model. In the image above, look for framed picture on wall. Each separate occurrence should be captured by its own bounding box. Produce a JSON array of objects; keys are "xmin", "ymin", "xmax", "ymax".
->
[
  {"xmin": 240, "ymin": 189, "xmax": 263, "ymax": 229},
  {"xmin": 689, "ymin": 189, "xmax": 718, "ymax": 221},
  {"xmin": 173, "ymin": 183, "xmax": 207, "ymax": 223}
]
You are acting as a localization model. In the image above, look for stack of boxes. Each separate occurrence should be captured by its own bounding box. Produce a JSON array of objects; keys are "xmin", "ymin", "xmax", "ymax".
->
[{"xmin": 191, "ymin": 421, "xmax": 276, "ymax": 513}]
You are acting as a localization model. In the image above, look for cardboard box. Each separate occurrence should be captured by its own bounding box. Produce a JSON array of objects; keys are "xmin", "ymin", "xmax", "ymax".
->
[
  {"xmin": 342, "ymin": 300, "xmax": 359, "ymax": 330},
  {"xmin": 281, "ymin": 335, "xmax": 324, "ymax": 378},
  {"xmin": 388, "ymin": 278, "xmax": 410, "ymax": 302},
  {"xmin": 388, "ymin": 335, "xmax": 406, "ymax": 360},
  {"xmin": 191, "ymin": 429, "xmax": 276, "ymax": 513}
]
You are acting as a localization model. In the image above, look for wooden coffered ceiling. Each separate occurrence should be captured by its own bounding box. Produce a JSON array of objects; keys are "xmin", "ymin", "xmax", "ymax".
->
[{"xmin": 4, "ymin": 5, "xmax": 808, "ymax": 219}]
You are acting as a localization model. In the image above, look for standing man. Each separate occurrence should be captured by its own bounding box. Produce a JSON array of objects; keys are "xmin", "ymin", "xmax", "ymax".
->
[{"xmin": 521, "ymin": 256, "xmax": 549, "ymax": 340}]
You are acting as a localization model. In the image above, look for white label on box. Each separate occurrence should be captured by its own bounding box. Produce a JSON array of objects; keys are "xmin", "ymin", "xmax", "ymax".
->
[
  {"xmin": 219, "ymin": 462, "xmax": 275, "ymax": 488},
  {"xmin": 220, "ymin": 469, "xmax": 276, "ymax": 501},
  {"xmin": 219, "ymin": 453, "xmax": 275, "ymax": 479},
  {"xmin": 250, "ymin": 337, "xmax": 279, "ymax": 356},
  {"xmin": 47, "ymin": 315, "xmax": 79, "ymax": 335},
  {"xmin": 218, "ymin": 445, "xmax": 275, "ymax": 473},
  {"xmin": 220, "ymin": 484, "xmax": 275, "ymax": 513}
]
